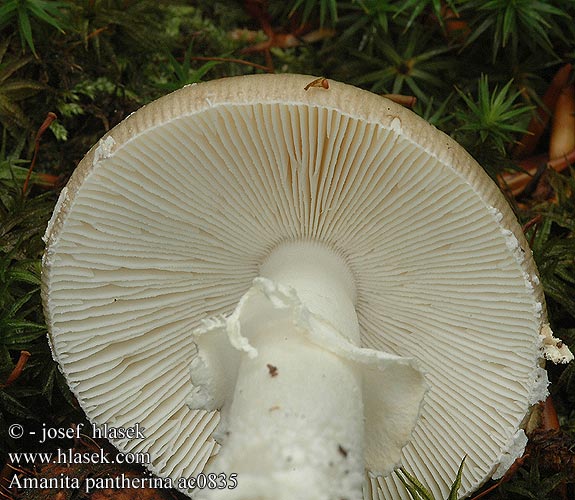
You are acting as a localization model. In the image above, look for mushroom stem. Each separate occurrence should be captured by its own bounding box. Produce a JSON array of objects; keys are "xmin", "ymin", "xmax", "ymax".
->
[
  {"xmin": 203, "ymin": 313, "xmax": 366, "ymax": 499},
  {"xmin": 189, "ymin": 241, "xmax": 426, "ymax": 500},
  {"xmin": 260, "ymin": 240, "xmax": 360, "ymax": 344}
]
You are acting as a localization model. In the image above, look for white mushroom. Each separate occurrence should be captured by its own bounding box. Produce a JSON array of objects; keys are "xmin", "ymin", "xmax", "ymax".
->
[{"xmin": 41, "ymin": 74, "xmax": 572, "ymax": 500}]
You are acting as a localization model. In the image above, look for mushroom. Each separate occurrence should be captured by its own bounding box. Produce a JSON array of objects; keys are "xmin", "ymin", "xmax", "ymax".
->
[{"xmin": 42, "ymin": 74, "xmax": 572, "ymax": 500}]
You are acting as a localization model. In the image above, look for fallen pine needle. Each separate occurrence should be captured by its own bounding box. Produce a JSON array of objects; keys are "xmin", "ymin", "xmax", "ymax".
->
[
  {"xmin": 499, "ymin": 147, "xmax": 575, "ymax": 197},
  {"xmin": 1, "ymin": 351, "xmax": 31, "ymax": 388},
  {"xmin": 549, "ymin": 84, "xmax": 575, "ymax": 160},
  {"xmin": 23, "ymin": 112, "xmax": 57, "ymax": 195},
  {"xmin": 304, "ymin": 77, "xmax": 329, "ymax": 91},
  {"xmin": 382, "ymin": 93, "xmax": 417, "ymax": 108},
  {"xmin": 513, "ymin": 63, "xmax": 572, "ymax": 159}
]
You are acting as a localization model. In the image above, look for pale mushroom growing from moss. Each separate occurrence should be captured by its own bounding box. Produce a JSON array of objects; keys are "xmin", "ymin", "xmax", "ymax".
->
[{"xmin": 42, "ymin": 74, "xmax": 572, "ymax": 500}]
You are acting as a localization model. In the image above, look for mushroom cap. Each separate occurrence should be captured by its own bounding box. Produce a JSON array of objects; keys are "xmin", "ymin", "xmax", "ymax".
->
[{"xmin": 42, "ymin": 74, "xmax": 548, "ymax": 499}]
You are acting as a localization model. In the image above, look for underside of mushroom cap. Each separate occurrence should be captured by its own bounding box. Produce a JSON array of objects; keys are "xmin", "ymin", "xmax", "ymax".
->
[{"xmin": 42, "ymin": 74, "xmax": 560, "ymax": 499}]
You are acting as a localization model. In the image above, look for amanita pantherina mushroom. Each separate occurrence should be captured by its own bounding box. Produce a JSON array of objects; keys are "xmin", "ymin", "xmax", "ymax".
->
[{"xmin": 42, "ymin": 74, "xmax": 572, "ymax": 499}]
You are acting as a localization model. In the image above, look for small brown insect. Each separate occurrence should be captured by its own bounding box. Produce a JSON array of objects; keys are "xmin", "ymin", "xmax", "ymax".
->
[
  {"xmin": 304, "ymin": 77, "xmax": 329, "ymax": 91},
  {"xmin": 338, "ymin": 444, "xmax": 348, "ymax": 458},
  {"xmin": 267, "ymin": 363, "xmax": 278, "ymax": 377}
]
